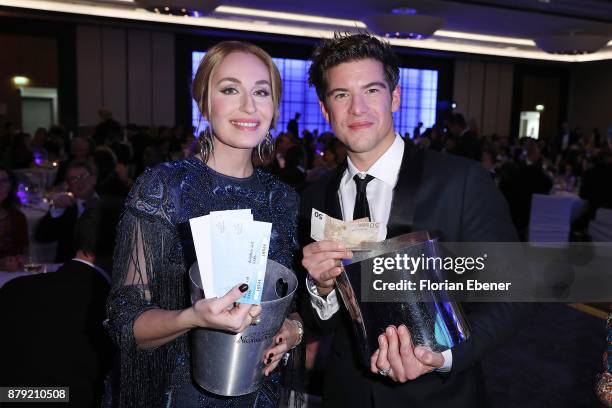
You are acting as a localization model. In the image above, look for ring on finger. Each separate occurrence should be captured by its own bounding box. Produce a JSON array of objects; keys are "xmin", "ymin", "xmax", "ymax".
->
[
  {"xmin": 378, "ymin": 367, "xmax": 391, "ymax": 377},
  {"xmin": 250, "ymin": 315, "xmax": 262, "ymax": 326}
]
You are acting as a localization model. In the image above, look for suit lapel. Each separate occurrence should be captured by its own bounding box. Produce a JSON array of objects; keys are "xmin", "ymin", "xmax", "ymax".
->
[
  {"xmin": 387, "ymin": 144, "xmax": 425, "ymax": 238},
  {"xmin": 324, "ymin": 160, "xmax": 347, "ymax": 220}
]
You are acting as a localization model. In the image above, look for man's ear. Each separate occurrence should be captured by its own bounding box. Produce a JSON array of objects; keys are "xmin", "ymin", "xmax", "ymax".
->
[
  {"xmin": 391, "ymin": 85, "xmax": 401, "ymax": 113},
  {"xmin": 319, "ymin": 100, "xmax": 330, "ymax": 123}
]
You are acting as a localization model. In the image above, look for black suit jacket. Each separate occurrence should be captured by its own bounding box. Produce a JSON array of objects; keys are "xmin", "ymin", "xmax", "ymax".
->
[
  {"xmin": 0, "ymin": 260, "xmax": 113, "ymax": 407},
  {"xmin": 36, "ymin": 198, "xmax": 98, "ymax": 262},
  {"xmin": 298, "ymin": 144, "xmax": 532, "ymax": 408}
]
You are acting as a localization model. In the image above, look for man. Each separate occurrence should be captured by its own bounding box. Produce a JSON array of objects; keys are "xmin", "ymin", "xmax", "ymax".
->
[
  {"xmin": 55, "ymin": 136, "xmax": 94, "ymax": 185},
  {"xmin": 36, "ymin": 160, "xmax": 98, "ymax": 262},
  {"xmin": 446, "ymin": 113, "xmax": 482, "ymax": 161},
  {"xmin": 0, "ymin": 199, "xmax": 120, "ymax": 407},
  {"xmin": 299, "ymin": 33, "xmax": 530, "ymax": 407},
  {"xmin": 288, "ymin": 112, "xmax": 301, "ymax": 138}
]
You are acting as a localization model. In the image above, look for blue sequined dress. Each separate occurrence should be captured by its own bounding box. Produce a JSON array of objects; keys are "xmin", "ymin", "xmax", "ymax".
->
[{"xmin": 105, "ymin": 156, "xmax": 299, "ymax": 407}]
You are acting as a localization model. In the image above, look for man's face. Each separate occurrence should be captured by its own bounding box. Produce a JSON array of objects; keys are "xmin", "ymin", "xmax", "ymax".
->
[
  {"xmin": 66, "ymin": 167, "xmax": 96, "ymax": 200},
  {"xmin": 320, "ymin": 59, "xmax": 400, "ymax": 161}
]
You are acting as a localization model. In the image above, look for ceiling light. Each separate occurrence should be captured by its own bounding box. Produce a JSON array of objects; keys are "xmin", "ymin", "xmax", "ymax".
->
[
  {"xmin": 436, "ymin": 30, "xmax": 535, "ymax": 46},
  {"xmin": 134, "ymin": 0, "xmax": 220, "ymax": 16},
  {"xmin": 364, "ymin": 14, "xmax": 445, "ymax": 39},
  {"xmin": 535, "ymin": 104, "xmax": 545, "ymax": 111},
  {"xmin": 391, "ymin": 8, "xmax": 417, "ymax": 15},
  {"xmin": 12, "ymin": 76, "xmax": 30, "ymax": 86},
  {"xmin": 214, "ymin": 5, "xmax": 366, "ymax": 28},
  {"xmin": 4, "ymin": 0, "xmax": 612, "ymax": 62},
  {"xmin": 535, "ymin": 34, "xmax": 610, "ymax": 54}
]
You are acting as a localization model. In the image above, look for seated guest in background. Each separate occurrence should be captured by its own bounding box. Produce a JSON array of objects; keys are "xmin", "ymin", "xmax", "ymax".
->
[
  {"xmin": 0, "ymin": 199, "xmax": 120, "ymax": 407},
  {"xmin": 8, "ymin": 132, "xmax": 34, "ymax": 169},
  {"xmin": 498, "ymin": 139, "xmax": 553, "ymax": 240},
  {"xmin": 329, "ymin": 138, "xmax": 347, "ymax": 166},
  {"xmin": 36, "ymin": 160, "xmax": 98, "ymax": 262},
  {"xmin": 270, "ymin": 132, "xmax": 298, "ymax": 174},
  {"xmin": 277, "ymin": 145, "xmax": 307, "ymax": 192},
  {"xmin": 0, "ymin": 122, "xmax": 18, "ymax": 161},
  {"xmin": 93, "ymin": 109, "xmax": 122, "ymax": 147},
  {"xmin": 45, "ymin": 125, "xmax": 69, "ymax": 162},
  {"xmin": 93, "ymin": 146, "xmax": 130, "ymax": 198},
  {"xmin": 55, "ymin": 136, "xmax": 95, "ymax": 185},
  {"xmin": 31, "ymin": 127, "xmax": 49, "ymax": 164},
  {"xmin": 446, "ymin": 113, "xmax": 482, "ymax": 161},
  {"xmin": 0, "ymin": 166, "xmax": 28, "ymax": 271}
]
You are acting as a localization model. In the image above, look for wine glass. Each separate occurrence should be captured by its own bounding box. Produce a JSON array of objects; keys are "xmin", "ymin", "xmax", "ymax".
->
[{"xmin": 24, "ymin": 256, "xmax": 43, "ymax": 273}]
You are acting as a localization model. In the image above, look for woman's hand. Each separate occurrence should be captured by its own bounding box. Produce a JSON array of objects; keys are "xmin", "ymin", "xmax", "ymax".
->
[
  {"xmin": 190, "ymin": 284, "xmax": 261, "ymax": 333},
  {"xmin": 262, "ymin": 319, "xmax": 302, "ymax": 376}
]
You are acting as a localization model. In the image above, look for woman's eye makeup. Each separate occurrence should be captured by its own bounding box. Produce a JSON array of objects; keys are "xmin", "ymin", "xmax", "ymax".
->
[
  {"xmin": 254, "ymin": 89, "xmax": 271, "ymax": 97},
  {"xmin": 220, "ymin": 87, "xmax": 238, "ymax": 95}
]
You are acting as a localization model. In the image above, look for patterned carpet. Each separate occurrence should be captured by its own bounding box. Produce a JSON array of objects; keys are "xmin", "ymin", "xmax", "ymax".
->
[{"xmin": 482, "ymin": 303, "xmax": 607, "ymax": 408}]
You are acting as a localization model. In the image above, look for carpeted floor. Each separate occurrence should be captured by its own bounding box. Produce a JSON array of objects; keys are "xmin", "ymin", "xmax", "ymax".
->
[{"xmin": 482, "ymin": 303, "xmax": 607, "ymax": 408}]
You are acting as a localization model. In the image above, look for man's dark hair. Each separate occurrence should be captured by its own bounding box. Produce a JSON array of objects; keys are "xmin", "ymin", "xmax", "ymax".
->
[
  {"xmin": 308, "ymin": 32, "xmax": 400, "ymax": 101},
  {"xmin": 66, "ymin": 159, "xmax": 98, "ymax": 178},
  {"xmin": 447, "ymin": 113, "xmax": 467, "ymax": 128}
]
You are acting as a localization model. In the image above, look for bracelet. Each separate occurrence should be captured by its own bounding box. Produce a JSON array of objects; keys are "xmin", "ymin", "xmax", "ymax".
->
[{"xmin": 289, "ymin": 319, "xmax": 303, "ymax": 350}]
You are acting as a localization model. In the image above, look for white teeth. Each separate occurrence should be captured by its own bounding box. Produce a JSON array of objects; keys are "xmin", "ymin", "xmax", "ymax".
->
[{"xmin": 232, "ymin": 121, "xmax": 258, "ymax": 127}]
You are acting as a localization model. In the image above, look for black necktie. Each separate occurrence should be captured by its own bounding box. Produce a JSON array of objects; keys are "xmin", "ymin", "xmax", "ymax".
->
[{"xmin": 352, "ymin": 174, "xmax": 375, "ymax": 221}]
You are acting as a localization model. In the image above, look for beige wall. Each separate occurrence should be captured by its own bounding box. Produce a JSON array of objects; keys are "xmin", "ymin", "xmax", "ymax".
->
[
  {"xmin": 0, "ymin": 34, "xmax": 58, "ymax": 131},
  {"xmin": 453, "ymin": 60, "xmax": 514, "ymax": 137},
  {"xmin": 76, "ymin": 25, "xmax": 175, "ymax": 127},
  {"xmin": 569, "ymin": 61, "xmax": 612, "ymax": 134}
]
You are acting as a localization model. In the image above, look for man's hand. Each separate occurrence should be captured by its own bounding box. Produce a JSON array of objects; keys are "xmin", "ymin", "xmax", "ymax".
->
[
  {"xmin": 370, "ymin": 325, "xmax": 444, "ymax": 383},
  {"xmin": 50, "ymin": 192, "xmax": 75, "ymax": 209},
  {"xmin": 301, "ymin": 241, "xmax": 352, "ymax": 296}
]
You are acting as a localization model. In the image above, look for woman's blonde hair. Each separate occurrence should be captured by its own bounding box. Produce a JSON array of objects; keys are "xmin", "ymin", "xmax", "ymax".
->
[{"xmin": 192, "ymin": 41, "xmax": 282, "ymax": 130}]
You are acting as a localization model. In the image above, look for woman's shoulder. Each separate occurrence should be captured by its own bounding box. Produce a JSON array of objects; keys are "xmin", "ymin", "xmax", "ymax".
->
[
  {"xmin": 124, "ymin": 158, "xmax": 196, "ymax": 220},
  {"xmin": 256, "ymin": 169, "xmax": 299, "ymax": 215},
  {"xmin": 256, "ymin": 168, "xmax": 298, "ymax": 199}
]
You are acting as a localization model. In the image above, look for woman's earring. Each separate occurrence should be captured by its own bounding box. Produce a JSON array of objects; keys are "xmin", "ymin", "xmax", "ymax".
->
[
  {"xmin": 257, "ymin": 131, "xmax": 274, "ymax": 162},
  {"xmin": 199, "ymin": 127, "xmax": 214, "ymax": 163}
]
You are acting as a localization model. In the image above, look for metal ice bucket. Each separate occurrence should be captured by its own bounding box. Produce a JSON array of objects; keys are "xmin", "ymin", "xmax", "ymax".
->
[
  {"xmin": 338, "ymin": 232, "xmax": 471, "ymax": 366},
  {"xmin": 189, "ymin": 259, "xmax": 297, "ymax": 396}
]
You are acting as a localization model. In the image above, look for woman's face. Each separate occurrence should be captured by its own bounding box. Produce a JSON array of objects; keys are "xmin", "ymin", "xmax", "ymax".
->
[
  {"xmin": 0, "ymin": 170, "xmax": 12, "ymax": 205},
  {"xmin": 208, "ymin": 52, "xmax": 274, "ymax": 153}
]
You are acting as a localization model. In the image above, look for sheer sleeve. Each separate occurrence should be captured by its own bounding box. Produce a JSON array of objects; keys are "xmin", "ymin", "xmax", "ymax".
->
[{"xmin": 105, "ymin": 166, "xmax": 187, "ymax": 407}]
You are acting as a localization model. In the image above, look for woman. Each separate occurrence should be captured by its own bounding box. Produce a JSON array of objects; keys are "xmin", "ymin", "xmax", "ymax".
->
[
  {"xmin": 106, "ymin": 42, "xmax": 303, "ymax": 407},
  {"xmin": 0, "ymin": 166, "xmax": 28, "ymax": 271}
]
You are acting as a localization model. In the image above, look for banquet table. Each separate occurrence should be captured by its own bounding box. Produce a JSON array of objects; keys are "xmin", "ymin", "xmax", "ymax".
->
[
  {"xmin": 0, "ymin": 263, "xmax": 62, "ymax": 289},
  {"xmin": 528, "ymin": 193, "xmax": 586, "ymax": 245}
]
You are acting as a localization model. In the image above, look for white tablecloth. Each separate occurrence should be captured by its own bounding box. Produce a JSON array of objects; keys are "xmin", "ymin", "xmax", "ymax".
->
[{"xmin": 528, "ymin": 193, "xmax": 586, "ymax": 245}]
